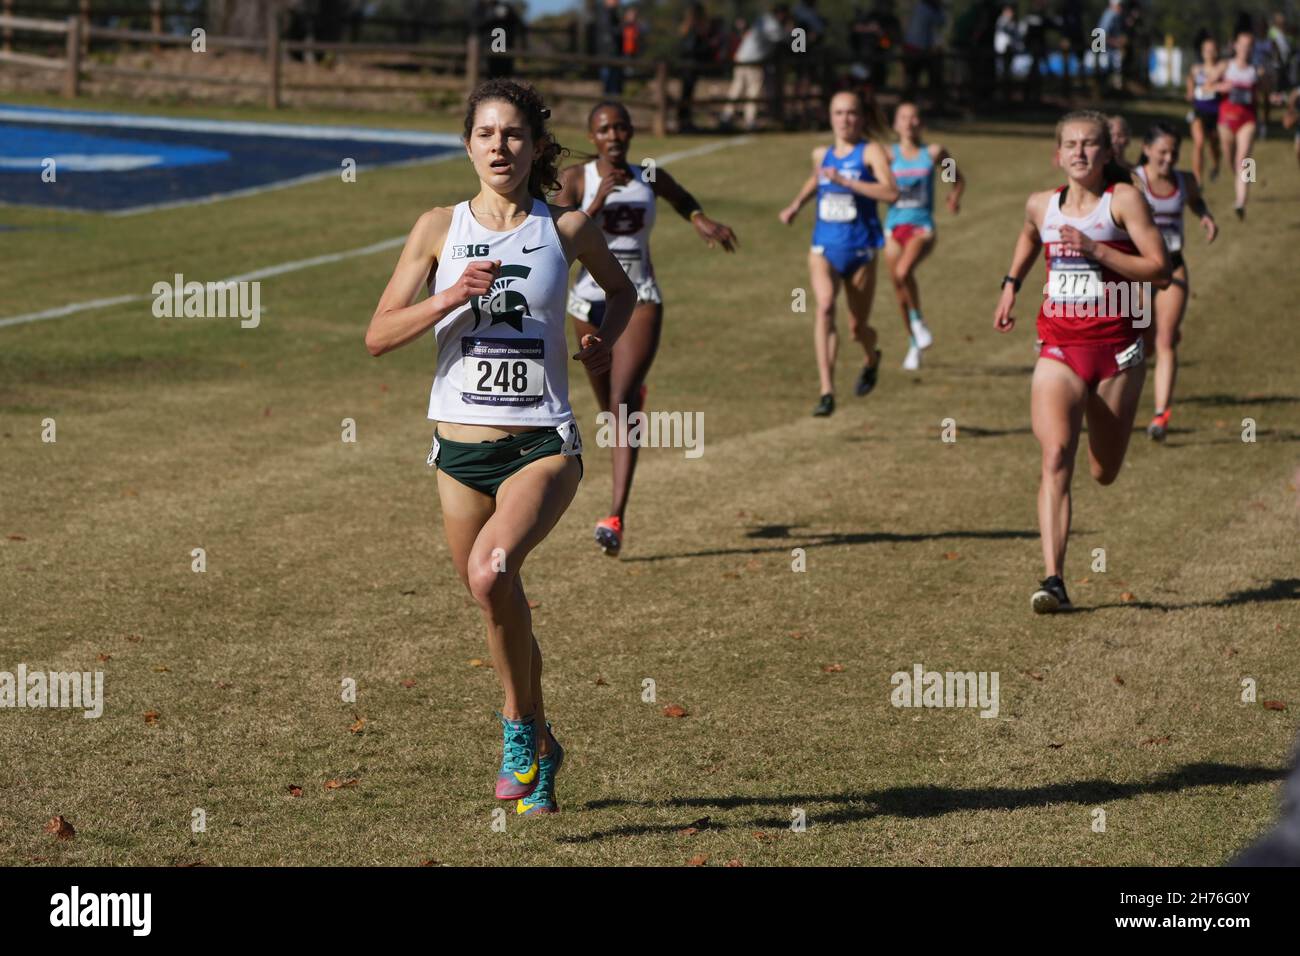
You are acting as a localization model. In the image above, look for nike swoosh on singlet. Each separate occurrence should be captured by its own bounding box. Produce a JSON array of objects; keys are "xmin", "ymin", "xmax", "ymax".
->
[
  {"xmin": 519, "ymin": 443, "xmax": 545, "ymax": 456},
  {"xmin": 521, "ymin": 244, "xmax": 547, "ymax": 254}
]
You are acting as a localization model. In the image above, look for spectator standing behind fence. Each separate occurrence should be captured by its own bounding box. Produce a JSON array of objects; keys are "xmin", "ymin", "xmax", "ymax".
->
[
  {"xmin": 792, "ymin": 0, "xmax": 828, "ymax": 127},
  {"xmin": 994, "ymin": 4, "xmax": 1019, "ymax": 99},
  {"xmin": 677, "ymin": 3, "xmax": 711, "ymax": 132},
  {"xmin": 902, "ymin": 0, "xmax": 946, "ymax": 107},
  {"xmin": 1121, "ymin": 1, "xmax": 1146, "ymax": 94},
  {"xmin": 719, "ymin": 5, "xmax": 792, "ymax": 132},
  {"xmin": 595, "ymin": 0, "xmax": 625, "ymax": 96},
  {"xmin": 954, "ymin": 0, "xmax": 1000, "ymax": 103},
  {"xmin": 1021, "ymin": 0, "xmax": 1056, "ymax": 105},
  {"xmin": 1057, "ymin": 0, "xmax": 1085, "ymax": 98},
  {"xmin": 852, "ymin": 1, "xmax": 902, "ymax": 89},
  {"xmin": 475, "ymin": 0, "xmax": 525, "ymax": 79},
  {"xmin": 1096, "ymin": 0, "xmax": 1125, "ymax": 94}
]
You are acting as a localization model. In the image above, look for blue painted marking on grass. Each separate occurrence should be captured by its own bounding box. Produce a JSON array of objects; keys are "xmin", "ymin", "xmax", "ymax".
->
[{"xmin": 0, "ymin": 105, "xmax": 461, "ymax": 213}]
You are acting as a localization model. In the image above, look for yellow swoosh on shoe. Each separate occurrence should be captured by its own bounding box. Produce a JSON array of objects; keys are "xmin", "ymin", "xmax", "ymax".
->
[{"xmin": 513, "ymin": 761, "xmax": 537, "ymax": 785}]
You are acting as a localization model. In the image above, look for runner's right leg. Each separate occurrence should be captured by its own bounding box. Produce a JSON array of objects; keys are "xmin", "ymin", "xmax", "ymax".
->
[{"xmin": 810, "ymin": 250, "xmax": 841, "ymax": 401}]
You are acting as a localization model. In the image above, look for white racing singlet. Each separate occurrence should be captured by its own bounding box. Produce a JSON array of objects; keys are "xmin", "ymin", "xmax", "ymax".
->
[
  {"xmin": 570, "ymin": 160, "xmax": 659, "ymax": 305},
  {"xmin": 427, "ymin": 199, "xmax": 576, "ymax": 429},
  {"xmin": 1134, "ymin": 166, "xmax": 1186, "ymax": 253}
]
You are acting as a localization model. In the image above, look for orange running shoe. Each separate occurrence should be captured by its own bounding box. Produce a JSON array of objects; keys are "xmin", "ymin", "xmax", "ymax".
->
[
  {"xmin": 595, "ymin": 516, "xmax": 622, "ymax": 556},
  {"xmin": 1147, "ymin": 409, "xmax": 1171, "ymax": 442}
]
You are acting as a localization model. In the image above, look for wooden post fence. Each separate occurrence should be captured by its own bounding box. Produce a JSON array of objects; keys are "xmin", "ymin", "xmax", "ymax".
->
[
  {"xmin": 64, "ymin": 15, "xmax": 80, "ymax": 97},
  {"xmin": 652, "ymin": 59, "xmax": 667, "ymax": 138},
  {"xmin": 266, "ymin": 5, "xmax": 280, "ymax": 109},
  {"xmin": 2, "ymin": 0, "xmax": 13, "ymax": 54},
  {"xmin": 465, "ymin": 32, "xmax": 479, "ymax": 94}
]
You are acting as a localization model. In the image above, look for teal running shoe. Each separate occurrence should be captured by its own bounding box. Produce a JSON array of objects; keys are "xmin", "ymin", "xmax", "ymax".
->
[
  {"xmin": 517, "ymin": 723, "xmax": 564, "ymax": 816},
  {"xmin": 494, "ymin": 712, "xmax": 538, "ymax": 800}
]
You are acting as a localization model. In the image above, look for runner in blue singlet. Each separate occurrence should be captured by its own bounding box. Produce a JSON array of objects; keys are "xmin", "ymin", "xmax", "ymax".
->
[{"xmin": 779, "ymin": 90, "xmax": 899, "ymax": 417}]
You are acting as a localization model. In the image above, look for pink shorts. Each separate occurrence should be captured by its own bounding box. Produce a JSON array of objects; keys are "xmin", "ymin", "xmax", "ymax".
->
[
  {"xmin": 1037, "ymin": 338, "xmax": 1144, "ymax": 390},
  {"xmin": 890, "ymin": 223, "xmax": 933, "ymax": 247}
]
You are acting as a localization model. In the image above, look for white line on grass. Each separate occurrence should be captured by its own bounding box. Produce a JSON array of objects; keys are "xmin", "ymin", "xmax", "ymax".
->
[{"xmin": 0, "ymin": 136, "xmax": 753, "ymax": 330}]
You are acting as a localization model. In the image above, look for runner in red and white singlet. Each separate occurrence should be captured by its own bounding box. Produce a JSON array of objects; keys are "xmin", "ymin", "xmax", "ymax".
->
[
  {"xmin": 1216, "ymin": 31, "xmax": 1260, "ymax": 218},
  {"xmin": 992, "ymin": 111, "xmax": 1171, "ymax": 615}
]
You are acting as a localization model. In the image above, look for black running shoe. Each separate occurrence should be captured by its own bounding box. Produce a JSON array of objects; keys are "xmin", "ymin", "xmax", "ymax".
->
[
  {"xmin": 1031, "ymin": 575, "xmax": 1073, "ymax": 614},
  {"xmin": 1234, "ymin": 205, "xmax": 1245, "ymax": 221},
  {"xmin": 812, "ymin": 393, "xmax": 835, "ymax": 417},
  {"xmin": 855, "ymin": 351, "xmax": 881, "ymax": 397}
]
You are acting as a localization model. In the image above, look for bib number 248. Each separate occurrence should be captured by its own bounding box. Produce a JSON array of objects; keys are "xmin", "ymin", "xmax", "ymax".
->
[{"xmin": 461, "ymin": 337, "xmax": 545, "ymax": 406}]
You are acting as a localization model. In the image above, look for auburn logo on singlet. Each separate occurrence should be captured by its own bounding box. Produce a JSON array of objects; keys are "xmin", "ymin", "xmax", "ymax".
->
[
  {"xmin": 601, "ymin": 205, "xmax": 646, "ymax": 236},
  {"xmin": 469, "ymin": 264, "xmax": 532, "ymax": 333}
]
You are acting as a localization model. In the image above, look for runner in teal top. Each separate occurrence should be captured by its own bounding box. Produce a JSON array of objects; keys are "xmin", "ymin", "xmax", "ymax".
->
[{"xmin": 883, "ymin": 102, "xmax": 964, "ymax": 371}]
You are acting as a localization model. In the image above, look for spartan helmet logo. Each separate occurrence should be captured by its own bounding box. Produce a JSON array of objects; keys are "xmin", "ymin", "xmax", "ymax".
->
[{"xmin": 470, "ymin": 264, "xmax": 533, "ymax": 333}]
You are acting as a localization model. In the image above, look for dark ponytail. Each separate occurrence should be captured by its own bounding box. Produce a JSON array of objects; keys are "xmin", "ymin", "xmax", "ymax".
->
[{"xmin": 463, "ymin": 79, "xmax": 567, "ymax": 199}]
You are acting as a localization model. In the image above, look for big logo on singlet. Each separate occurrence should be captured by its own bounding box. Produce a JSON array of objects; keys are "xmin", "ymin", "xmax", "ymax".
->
[
  {"xmin": 469, "ymin": 264, "xmax": 532, "ymax": 333},
  {"xmin": 601, "ymin": 205, "xmax": 646, "ymax": 236}
]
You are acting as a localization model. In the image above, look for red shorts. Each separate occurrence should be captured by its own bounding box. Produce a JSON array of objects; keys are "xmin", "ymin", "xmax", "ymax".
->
[
  {"xmin": 1219, "ymin": 102, "xmax": 1257, "ymax": 134},
  {"xmin": 1037, "ymin": 337, "xmax": 1144, "ymax": 390},
  {"xmin": 890, "ymin": 223, "xmax": 933, "ymax": 247}
]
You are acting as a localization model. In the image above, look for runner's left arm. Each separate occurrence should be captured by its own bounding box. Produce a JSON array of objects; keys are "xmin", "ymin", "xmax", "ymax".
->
[
  {"xmin": 652, "ymin": 168, "xmax": 738, "ymax": 252},
  {"xmin": 933, "ymin": 144, "xmax": 964, "ymax": 214},
  {"xmin": 564, "ymin": 211, "xmax": 636, "ymax": 375},
  {"xmin": 1183, "ymin": 174, "xmax": 1217, "ymax": 243}
]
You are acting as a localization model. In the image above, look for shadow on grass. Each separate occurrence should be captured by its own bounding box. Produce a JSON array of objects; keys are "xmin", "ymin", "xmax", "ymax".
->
[
  {"xmin": 561, "ymin": 762, "xmax": 1286, "ymax": 843},
  {"xmin": 1180, "ymin": 393, "xmax": 1300, "ymax": 407},
  {"xmin": 1074, "ymin": 578, "xmax": 1300, "ymax": 613},
  {"xmin": 624, "ymin": 527, "xmax": 1040, "ymax": 563}
]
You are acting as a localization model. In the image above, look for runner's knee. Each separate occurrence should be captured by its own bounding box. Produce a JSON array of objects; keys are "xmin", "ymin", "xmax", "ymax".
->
[{"xmin": 468, "ymin": 558, "xmax": 515, "ymax": 610}]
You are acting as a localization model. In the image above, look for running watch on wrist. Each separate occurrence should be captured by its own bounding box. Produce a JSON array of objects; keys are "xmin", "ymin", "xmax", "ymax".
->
[{"xmin": 1002, "ymin": 275, "xmax": 1022, "ymax": 293}]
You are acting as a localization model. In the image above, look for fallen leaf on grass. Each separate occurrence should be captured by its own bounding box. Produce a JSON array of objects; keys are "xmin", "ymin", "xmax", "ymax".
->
[
  {"xmin": 725, "ymin": 859, "xmax": 743, "ymax": 867},
  {"xmin": 1119, "ymin": 591, "xmax": 1134, "ymax": 602},
  {"xmin": 349, "ymin": 716, "xmax": 366, "ymax": 734},
  {"xmin": 527, "ymin": 599, "xmax": 540, "ymax": 609},
  {"xmin": 44, "ymin": 816, "xmax": 75, "ymax": 840},
  {"xmin": 1048, "ymin": 742, "xmax": 1064, "ymax": 749},
  {"xmin": 721, "ymin": 571, "xmax": 740, "ymax": 579},
  {"xmin": 400, "ymin": 588, "xmax": 417, "ymax": 596},
  {"xmin": 324, "ymin": 779, "xmax": 359, "ymax": 790},
  {"xmin": 1263, "ymin": 700, "xmax": 1287, "ymax": 711},
  {"xmin": 468, "ymin": 659, "xmax": 486, "ymax": 667},
  {"xmin": 215, "ymin": 680, "xmax": 233, "ymax": 689},
  {"xmin": 126, "ymin": 634, "xmax": 142, "ymax": 644},
  {"xmin": 1076, "ymin": 577, "xmax": 1091, "ymax": 585},
  {"xmin": 400, "ymin": 679, "xmax": 416, "ymax": 689},
  {"xmin": 143, "ymin": 710, "xmax": 161, "ymax": 725},
  {"xmin": 1142, "ymin": 735, "xmax": 1171, "ymax": 746},
  {"xmin": 419, "ymin": 859, "xmax": 441, "ymax": 866},
  {"xmin": 593, "ymin": 676, "xmax": 608, "ymax": 686},
  {"xmin": 663, "ymin": 704, "xmax": 688, "ymax": 718},
  {"xmin": 1225, "ymin": 647, "xmax": 1238, "ymax": 658},
  {"xmin": 96, "ymin": 654, "xmax": 111, "ymax": 663},
  {"xmin": 287, "ymin": 785, "xmax": 303, "ymax": 798},
  {"xmin": 822, "ymin": 663, "xmax": 846, "ymax": 673},
  {"xmin": 788, "ymin": 631, "xmax": 805, "ymax": 640},
  {"xmin": 6, "ymin": 534, "xmax": 26, "ymax": 541},
  {"xmin": 1113, "ymin": 675, "xmax": 1125, "ymax": 686},
  {"xmin": 753, "ymin": 831, "xmax": 776, "ymax": 842},
  {"xmin": 1022, "ymin": 670, "xmax": 1044, "ymax": 682},
  {"xmin": 942, "ymin": 552, "xmax": 960, "ymax": 560},
  {"xmin": 153, "ymin": 665, "xmax": 170, "ymax": 673},
  {"xmin": 678, "ymin": 816, "xmax": 711, "ymax": 835},
  {"xmin": 686, "ymin": 854, "xmax": 708, "ymax": 867}
]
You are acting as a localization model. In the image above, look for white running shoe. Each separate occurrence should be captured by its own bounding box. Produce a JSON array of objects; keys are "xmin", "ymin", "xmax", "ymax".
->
[
  {"xmin": 909, "ymin": 318, "xmax": 934, "ymax": 350},
  {"xmin": 902, "ymin": 343, "xmax": 921, "ymax": 371}
]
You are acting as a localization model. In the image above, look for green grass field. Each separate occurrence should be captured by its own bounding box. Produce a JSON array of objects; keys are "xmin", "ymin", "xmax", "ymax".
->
[{"xmin": 1, "ymin": 92, "xmax": 1297, "ymax": 866}]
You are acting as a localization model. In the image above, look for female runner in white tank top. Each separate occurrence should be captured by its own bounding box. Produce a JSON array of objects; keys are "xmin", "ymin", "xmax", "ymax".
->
[
  {"xmin": 555, "ymin": 101, "xmax": 737, "ymax": 557},
  {"xmin": 365, "ymin": 80, "xmax": 635, "ymax": 816},
  {"xmin": 1133, "ymin": 122, "xmax": 1218, "ymax": 441}
]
